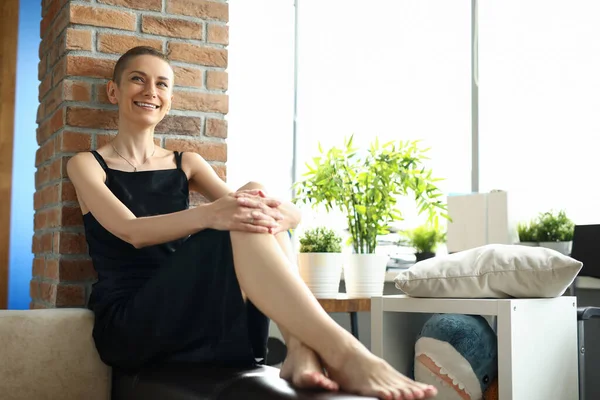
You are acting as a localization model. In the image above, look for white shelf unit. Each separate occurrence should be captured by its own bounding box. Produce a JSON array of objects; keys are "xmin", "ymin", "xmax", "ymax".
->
[{"xmin": 371, "ymin": 295, "xmax": 579, "ymax": 400}]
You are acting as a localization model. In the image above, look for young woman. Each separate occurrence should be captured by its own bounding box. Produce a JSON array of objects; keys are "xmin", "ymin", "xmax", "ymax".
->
[{"xmin": 67, "ymin": 46, "xmax": 438, "ymax": 400}]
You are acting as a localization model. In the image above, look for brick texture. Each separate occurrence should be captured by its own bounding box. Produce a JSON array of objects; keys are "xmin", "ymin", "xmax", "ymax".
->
[
  {"xmin": 32, "ymin": 0, "xmax": 229, "ymax": 309},
  {"xmin": 207, "ymin": 23, "xmax": 228, "ymax": 45},
  {"xmin": 206, "ymin": 71, "xmax": 227, "ymax": 91},
  {"xmin": 142, "ymin": 16, "xmax": 203, "ymax": 40}
]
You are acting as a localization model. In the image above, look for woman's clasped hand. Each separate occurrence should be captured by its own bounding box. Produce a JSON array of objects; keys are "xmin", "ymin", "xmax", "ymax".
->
[{"xmin": 206, "ymin": 189, "xmax": 284, "ymax": 234}]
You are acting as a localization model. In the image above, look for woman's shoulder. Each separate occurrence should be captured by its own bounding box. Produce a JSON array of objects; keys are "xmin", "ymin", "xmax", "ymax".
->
[
  {"xmin": 179, "ymin": 151, "xmax": 211, "ymax": 174},
  {"xmin": 179, "ymin": 151, "xmax": 207, "ymax": 165},
  {"xmin": 66, "ymin": 151, "xmax": 107, "ymax": 194},
  {"xmin": 67, "ymin": 150, "xmax": 106, "ymax": 175},
  {"xmin": 70, "ymin": 147, "xmax": 109, "ymax": 166},
  {"xmin": 68, "ymin": 150, "xmax": 101, "ymax": 168}
]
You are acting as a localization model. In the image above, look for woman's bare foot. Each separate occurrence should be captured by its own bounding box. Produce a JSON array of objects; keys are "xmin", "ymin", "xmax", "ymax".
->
[
  {"xmin": 280, "ymin": 342, "xmax": 339, "ymax": 391},
  {"xmin": 325, "ymin": 343, "xmax": 438, "ymax": 400}
]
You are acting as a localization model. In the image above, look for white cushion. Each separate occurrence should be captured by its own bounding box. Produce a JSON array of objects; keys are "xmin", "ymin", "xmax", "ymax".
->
[{"xmin": 394, "ymin": 244, "xmax": 582, "ymax": 298}]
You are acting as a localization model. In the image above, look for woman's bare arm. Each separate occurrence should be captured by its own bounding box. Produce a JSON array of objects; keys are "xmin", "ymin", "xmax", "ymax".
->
[
  {"xmin": 67, "ymin": 152, "xmax": 271, "ymax": 249},
  {"xmin": 185, "ymin": 151, "xmax": 234, "ymax": 201},
  {"xmin": 185, "ymin": 152, "xmax": 301, "ymax": 231}
]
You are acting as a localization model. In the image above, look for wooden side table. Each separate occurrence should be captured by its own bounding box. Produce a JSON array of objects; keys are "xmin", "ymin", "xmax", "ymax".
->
[{"xmin": 317, "ymin": 294, "xmax": 371, "ymax": 339}]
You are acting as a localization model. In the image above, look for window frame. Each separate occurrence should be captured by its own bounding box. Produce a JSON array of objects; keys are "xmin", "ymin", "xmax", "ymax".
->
[{"xmin": 291, "ymin": 0, "xmax": 480, "ymax": 196}]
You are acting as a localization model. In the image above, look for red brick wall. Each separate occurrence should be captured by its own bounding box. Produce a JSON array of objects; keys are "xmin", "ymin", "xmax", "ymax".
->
[{"xmin": 30, "ymin": 0, "xmax": 229, "ymax": 309}]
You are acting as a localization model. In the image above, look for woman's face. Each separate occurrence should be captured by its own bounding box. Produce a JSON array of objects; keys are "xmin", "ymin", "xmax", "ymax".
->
[{"xmin": 107, "ymin": 54, "xmax": 174, "ymax": 128}]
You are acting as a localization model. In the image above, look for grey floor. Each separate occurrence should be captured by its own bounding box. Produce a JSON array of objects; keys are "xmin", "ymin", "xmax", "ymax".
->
[{"xmin": 269, "ymin": 282, "xmax": 600, "ymax": 398}]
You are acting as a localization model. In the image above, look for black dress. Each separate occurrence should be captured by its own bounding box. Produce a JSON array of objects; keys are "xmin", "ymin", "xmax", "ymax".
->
[{"xmin": 83, "ymin": 150, "xmax": 270, "ymax": 371}]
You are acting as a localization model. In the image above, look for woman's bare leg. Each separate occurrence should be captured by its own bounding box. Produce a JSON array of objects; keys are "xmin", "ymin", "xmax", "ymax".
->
[
  {"xmin": 278, "ymin": 321, "xmax": 339, "ymax": 391},
  {"xmin": 271, "ymin": 231, "xmax": 339, "ymax": 391},
  {"xmin": 230, "ymin": 231, "xmax": 437, "ymax": 400},
  {"xmin": 234, "ymin": 182, "xmax": 335, "ymax": 390}
]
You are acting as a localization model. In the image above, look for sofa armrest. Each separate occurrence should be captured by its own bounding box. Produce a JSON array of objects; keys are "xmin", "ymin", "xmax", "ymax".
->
[{"xmin": 0, "ymin": 309, "xmax": 111, "ymax": 400}]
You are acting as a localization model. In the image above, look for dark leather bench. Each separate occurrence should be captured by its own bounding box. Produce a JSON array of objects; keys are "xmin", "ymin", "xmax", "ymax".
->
[{"xmin": 112, "ymin": 363, "xmax": 377, "ymax": 400}]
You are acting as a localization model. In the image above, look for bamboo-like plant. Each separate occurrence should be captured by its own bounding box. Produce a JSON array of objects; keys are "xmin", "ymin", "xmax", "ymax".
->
[{"xmin": 293, "ymin": 136, "xmax": 448, "ymax": 254}]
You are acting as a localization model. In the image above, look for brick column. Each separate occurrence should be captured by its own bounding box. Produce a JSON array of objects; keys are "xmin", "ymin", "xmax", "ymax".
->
[{"xmin": 30, "ymin": 0, "xmax": 229, "ymax": 309}]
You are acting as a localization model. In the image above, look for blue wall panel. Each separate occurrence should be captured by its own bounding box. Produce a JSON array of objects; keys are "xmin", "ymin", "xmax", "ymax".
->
[{"xmin": 9, "ymin": 0, "xmax": 41, "ymax": 309}]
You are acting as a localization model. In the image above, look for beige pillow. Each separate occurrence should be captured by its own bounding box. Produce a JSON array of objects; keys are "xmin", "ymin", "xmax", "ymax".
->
[{"xmin": 394, "ymin": 244, "xmax": 582, "ymax": 298}]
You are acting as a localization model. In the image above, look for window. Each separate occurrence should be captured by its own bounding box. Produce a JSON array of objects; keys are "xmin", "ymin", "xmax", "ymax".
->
[
  {"xmin": 228, "ymin": 0, "xmax": 296, "ymax": 199},
  {"xmin": 230, "ymin": 0, "xmax": 600, "ymax": 247},
  {"xmin": 295, "ymin": 0, "xmax": 472, "ymax": 231},
  {"xmin": 478, "ymin": 0, "xmax": 600, "ymax": 224}
]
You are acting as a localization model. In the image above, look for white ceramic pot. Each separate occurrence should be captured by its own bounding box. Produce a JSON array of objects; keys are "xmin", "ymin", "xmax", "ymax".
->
[
  {"xmin": 343, "ymin": 253, "xmax": 389, "ymax": 298},
  {"xmin": 517, "ymin": 242, "xmax": 539, "ymax": 247},
  {"xmin": 539, "ymin": 241, "xmax": 572, "ymax": 255},
  {"xmin": 298, "ymin": 253, "xmax": 343, "ymax": 299}
]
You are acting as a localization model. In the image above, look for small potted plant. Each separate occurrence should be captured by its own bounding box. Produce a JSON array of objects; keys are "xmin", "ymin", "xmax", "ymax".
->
[
  {"xmin": 401, "ymin": 223, "xmax": 446, "ymax": 262},
  {"xmin": 536, "ymin": 209, "xmax": 574, "ymax": 255},
  {"xmin": 294, "ymin": 136, "xmax": 448, "ymax": 297},
  {"xmin": 297, "ymin": 227, "xmax": 344, "ymax": 298},
  {"xmin": 517, "ymin": 219, "xmax": 539, "ymax": 246}
]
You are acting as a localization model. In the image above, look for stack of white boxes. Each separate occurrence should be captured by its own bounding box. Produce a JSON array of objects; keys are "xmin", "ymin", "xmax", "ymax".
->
[{"xmin": 446, "ymin": 190, "xmax": 518, "ymax": 253}]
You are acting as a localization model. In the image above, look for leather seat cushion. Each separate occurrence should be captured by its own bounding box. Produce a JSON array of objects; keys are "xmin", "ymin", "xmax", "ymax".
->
[{"xmin": 112, "ymin": 363, "xmax": 377, "ymax": 400}]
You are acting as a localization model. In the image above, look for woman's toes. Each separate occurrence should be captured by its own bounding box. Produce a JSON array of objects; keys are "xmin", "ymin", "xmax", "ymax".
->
[
  {"xmin": 400, "ymin": 388, "xmax": 414, "ymax": 400},
  {"xmin": 304, "ymin": 371, "xmax": 338, "ymax": 391},
  {"xmin": 311, "ymin": 372, "xmax": 323, "ymax": 383},
  {"xmin": 412, "ymin": 382, "xmax": 434, "ymax": 395},
  {"xmin": 297, "ymin": 371, "xmax": 318, "ymax": 387},
  {"xmin": 409, "ymin": 387, "xmax": 425, "ymax": 399},
  {"xmin": 423, "ymin": 385, "xmax": 437, "ymax": 397},
  {"xmin": 377, "ymin": 388, "xmax": 393, "ymax": 400},
  {"xmin": 391, "ymin": 389, "xmax": 404, "ymax": 400}
]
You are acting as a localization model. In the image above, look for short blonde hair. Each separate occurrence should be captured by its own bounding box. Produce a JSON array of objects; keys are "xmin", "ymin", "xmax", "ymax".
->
[{"xmin": 112, "ymin": 46, "xmax": 170, "ymax": 85}]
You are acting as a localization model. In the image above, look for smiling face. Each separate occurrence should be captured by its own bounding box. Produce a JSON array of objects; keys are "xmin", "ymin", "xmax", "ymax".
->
[{"xmin": 106, "ymin": 54, "xmax": 174, "ymax": 128}]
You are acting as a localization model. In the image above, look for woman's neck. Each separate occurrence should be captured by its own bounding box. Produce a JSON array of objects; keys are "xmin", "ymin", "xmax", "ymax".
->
[{"xmin": 112, "ymin": 121, "xmax": 156, "ymax": 163}]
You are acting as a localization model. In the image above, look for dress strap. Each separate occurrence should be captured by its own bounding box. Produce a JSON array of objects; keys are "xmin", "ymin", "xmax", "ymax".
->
[
  {"xmin": 90, "ymin": 150, "xmax": 109, "ymax": 171},
  {"xmin": 174, "ymin": 151, "xmax": 183, "ymax": 170}
]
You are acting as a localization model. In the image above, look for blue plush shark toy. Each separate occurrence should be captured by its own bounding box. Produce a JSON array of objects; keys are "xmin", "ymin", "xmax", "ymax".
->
[{"xmin": 413, "ymin": 314, "xmax": 498, "ymax": 400}]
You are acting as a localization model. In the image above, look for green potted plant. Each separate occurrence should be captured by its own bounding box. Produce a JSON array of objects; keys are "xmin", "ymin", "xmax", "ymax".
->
[
  {"xmin": 297, "ymin": 227, "xmax": 344, "ymax": 299},
  {"xmin": 401, "ymin": 223, "xmax": 446, "ymax": 262},
  {"xmin": 517, "ymin": 219, "xmax": 539, "ymax": 247},
  {"xmin": 536, "ymin": 209, "xmax": 574, "ymax": 255},
  {"xmin": 293, "ymin": 136, "xmax": 448, "ymax": 297}
]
